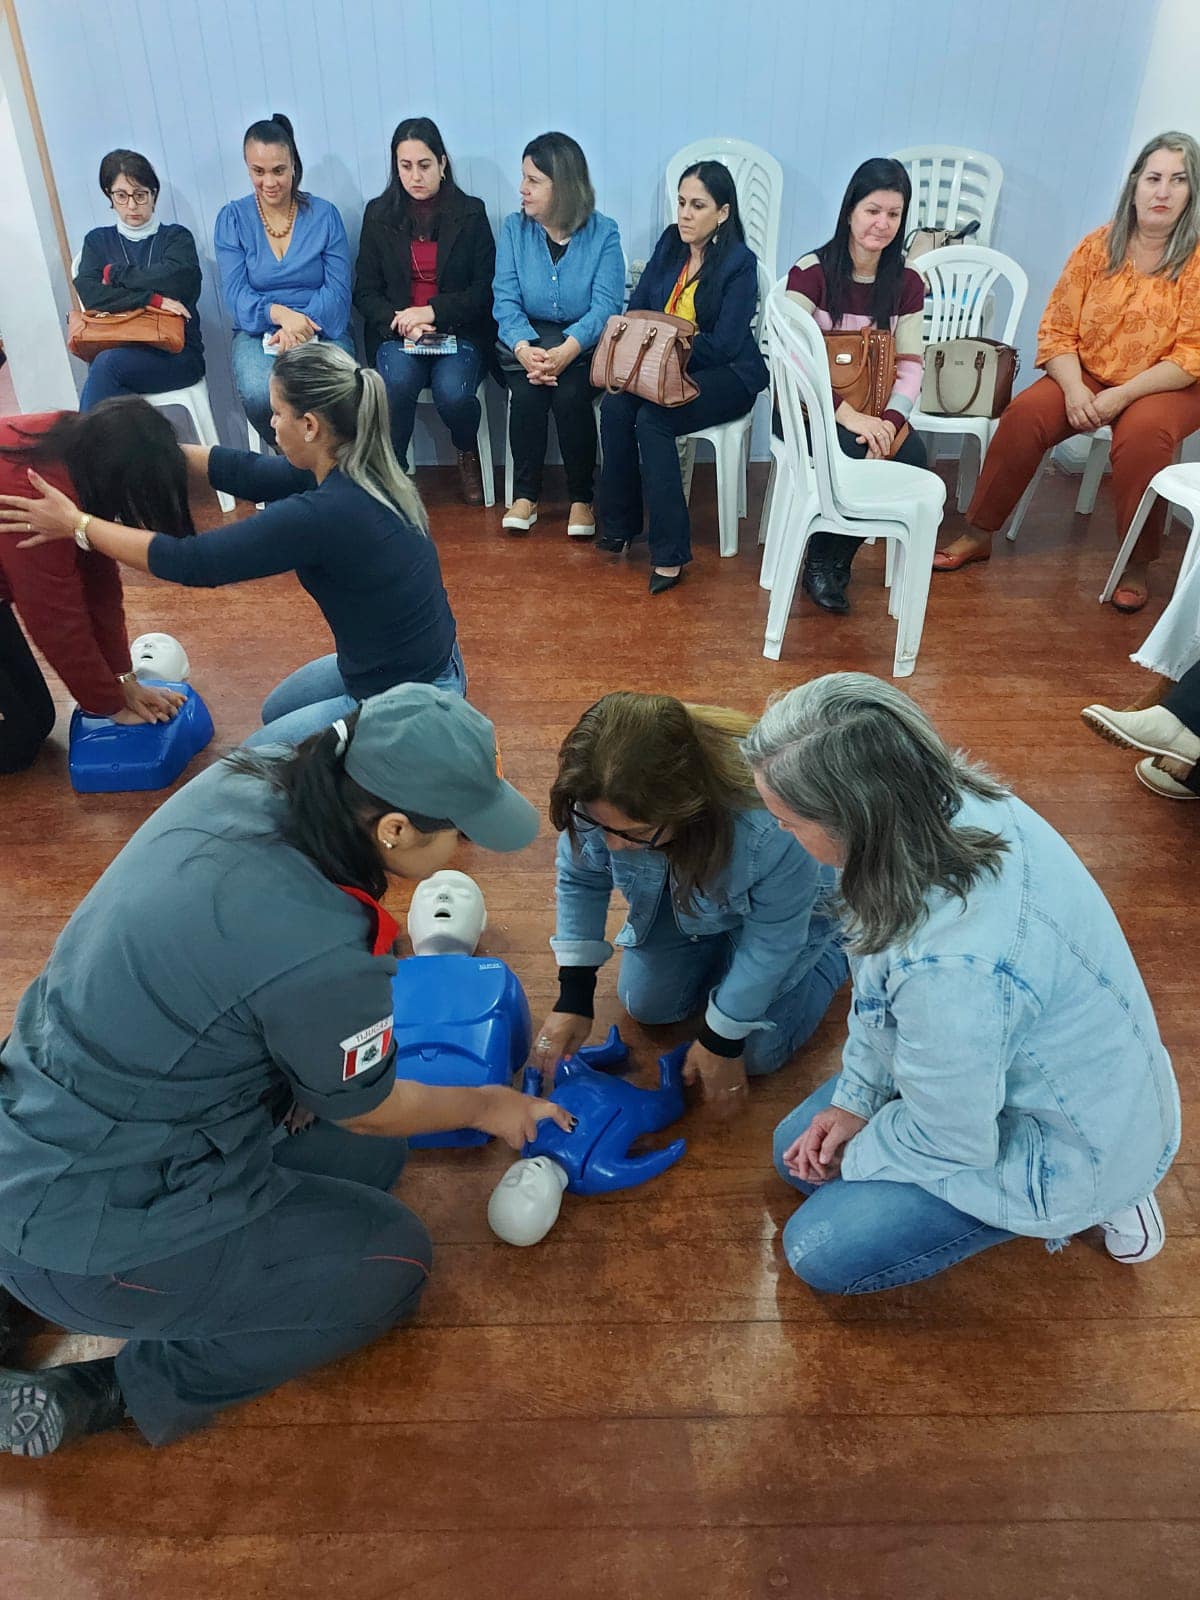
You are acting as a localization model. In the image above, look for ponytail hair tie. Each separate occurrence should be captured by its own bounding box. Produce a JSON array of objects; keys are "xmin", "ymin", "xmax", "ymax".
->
[{"xmin": 331, "ymin": 718, "xmax": 350, "ymax": 757}]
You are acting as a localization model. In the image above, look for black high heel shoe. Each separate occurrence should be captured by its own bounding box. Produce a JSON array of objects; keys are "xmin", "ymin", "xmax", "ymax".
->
[{"xmin": 648, "ymin": 568, "xmax": 683, "ymax": 595}]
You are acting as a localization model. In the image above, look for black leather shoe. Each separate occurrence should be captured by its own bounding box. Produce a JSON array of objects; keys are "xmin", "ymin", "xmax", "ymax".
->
[
  {"xmin": 648, "ymin": 569, "xmax": 683, "ymax": 595},
  {"xmin": 0, "ymin": 1357, "xmax": 125, "ymax": 1457},
  {"xmin": 801, "ymin": 558, "xmax": 851, "ymax": 614},
  {"xmin": 595, "ymin": 533, "xmax": 629, "ymax": 553}
]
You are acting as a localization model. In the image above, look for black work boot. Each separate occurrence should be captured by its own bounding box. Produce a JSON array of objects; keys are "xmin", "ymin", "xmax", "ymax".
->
[
  {"xmin": 0, "ymin": 1357, "xmax": 126, "ymax": 1457},
  {"xmin": 801, "ymin": 532, "xmax": 852, "ymax": 614}
]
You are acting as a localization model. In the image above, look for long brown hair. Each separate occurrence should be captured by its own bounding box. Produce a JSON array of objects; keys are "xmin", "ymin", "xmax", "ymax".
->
[{"xmin": 548, "ymin": 692, "xmax": 759, "ymax": 908}]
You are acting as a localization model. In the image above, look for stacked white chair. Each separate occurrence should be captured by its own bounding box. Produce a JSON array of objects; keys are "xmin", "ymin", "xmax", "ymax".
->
[
  {"xmin": 760, "ymin": 291, "xmax": 946, "ymax": 678},
  {"xmin": 664, "ymin": 137, "xmax": 783, "ymax": 279},
  {"xmin": 909, "ymin": 244, "xmax": 1028, "ymax": 511},
  {"xmin": 891, "ymin": 145, "xmax": 1003, "ymax": 246}
]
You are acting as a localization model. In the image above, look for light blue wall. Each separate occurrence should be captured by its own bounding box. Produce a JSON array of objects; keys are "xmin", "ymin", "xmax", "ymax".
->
[{"xmin": 17, "ymin": 0, "xmax": 1159, "ymax": 460}]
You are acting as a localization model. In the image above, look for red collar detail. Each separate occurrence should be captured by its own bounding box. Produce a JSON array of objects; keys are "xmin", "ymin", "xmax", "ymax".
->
[{"xmin": 336, "ymin": 885, "xmax": 400, "ymax": 957}]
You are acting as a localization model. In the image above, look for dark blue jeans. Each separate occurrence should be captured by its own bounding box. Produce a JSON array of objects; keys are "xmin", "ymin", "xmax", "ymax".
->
[
  {"xmin": 599, "ymin": 368, "xmax": 755, "ymax": 566},
  {"xmin": 0, "ymin": 1122, "xmax": 428, "ymax": 1446},
  {"xmin": 375, "ymin": 337, "xmax": 484, "ymax": 467},
  {"xmin": 79, "ymin": 345, "xmax": 205, "ymax": 410}
]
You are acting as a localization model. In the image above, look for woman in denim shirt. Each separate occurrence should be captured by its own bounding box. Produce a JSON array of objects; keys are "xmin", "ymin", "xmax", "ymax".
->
[
  {"xmin": 493, "ymin": 132, "xmax": 625, "ymax": 538},
  {"xmin": 745, "ymin": 674, "xmax": 1180, "ymax": 1294},
  {"xmin": 529, "ymin": 692, "xmax": 848, "ymax": 1104}
]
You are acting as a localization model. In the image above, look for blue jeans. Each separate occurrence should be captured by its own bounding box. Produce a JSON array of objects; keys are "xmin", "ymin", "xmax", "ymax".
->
[
  {"xmin": 80, "ymin": 344, "xmax": 205, "ymax": 410},
  {"xmin": 375, "ymin": 338, "xmax": 484, "ymax": 467},
  {"xmin": 616, "ymin": 893, "xmax": 848, "ymax": 1076},
  {"xmin": 772, "ymin": 1077, "xmax": 1016, "ymax": 1293},
  {"xmin": 242, "ymin": 641, "xmax": 468, "ymax": 748},
  {"xmin": 232, "ymin": 332, "xmax": 356, "ymax": 446},
  {"xmin": 599, "ymin": 369, "xmax": 756, "ymax": 566}
]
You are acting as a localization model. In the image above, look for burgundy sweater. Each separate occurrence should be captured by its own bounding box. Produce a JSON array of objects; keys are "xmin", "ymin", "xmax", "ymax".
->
[{"xmin": 0, "ymin": 413, "xmax": 131, "ymax": 716}]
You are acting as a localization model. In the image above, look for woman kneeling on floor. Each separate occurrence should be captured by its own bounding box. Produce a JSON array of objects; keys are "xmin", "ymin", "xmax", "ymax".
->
[
  {"xmin": 530, "ymin": 691, "xmax": 848, "ymax": 1103},
  {"xmin": 745, "ymin": 673, "xmax": 1179, "ymax": 1294}
]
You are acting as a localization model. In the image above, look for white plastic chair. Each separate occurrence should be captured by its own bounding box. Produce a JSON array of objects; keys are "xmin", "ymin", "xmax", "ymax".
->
[
  {"xmin": 891, "ymin": 146, "xmax": 1003, "ymax": 247},
  {"xmin": 1003, "ymin": 427, "xmax": 1115, "ymax": 543},
  {"xmin": 1099, "ymin": 463, "xmax": 1200, "ymax": 603},
  {"xmin": 412, "ymin": 377, "xmax": 496, "ymax": 506},
  {"xmin": 70, "ymin": 251, "xmax": 234, "ymax": 513},
  {"xmin": 761, "ymin": 292, "xmax": 946, "ymax": 678},
  {"xmin": 678, "ymin": 259, "xmax": 773, "ymax": 557},
  {"xmin": 665, "ymin": 137, "xmax": 783, "ymax": 280},
  {"xmin": 909, "ymin": 245, "xmax": 1028, "ymax": 511}
]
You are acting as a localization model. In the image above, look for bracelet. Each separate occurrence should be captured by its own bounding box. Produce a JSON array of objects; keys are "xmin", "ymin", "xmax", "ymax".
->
[
  {"xmin": 73, "ymin": 512, "xmax": 93, "ymax": 551},
  {"xmin": 117, "ymin": 671, "xmax": 136, "ymax": 686}
]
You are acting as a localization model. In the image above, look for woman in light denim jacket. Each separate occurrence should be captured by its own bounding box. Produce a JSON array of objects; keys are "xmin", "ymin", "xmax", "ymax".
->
[
  {"xmin": 493, "ymin": 131, "xmax": 625, "ymax": 538},
  {"xmin": 745, "ymin": 673, "xmax": 1180, "ymax": 1294},
  {"xmin": 529, "ymin": 693, "xmax": 848, "ymax": 1104}
]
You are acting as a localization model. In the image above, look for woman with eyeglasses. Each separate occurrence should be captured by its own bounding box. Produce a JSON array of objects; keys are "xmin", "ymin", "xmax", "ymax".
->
[
  {"xmin": 74, "ymin": 149, "xmax": 205, "ymax": 411},
  {"xmin": 530, "ymin": 692, "xmax": 848, "ymax": 1105}
]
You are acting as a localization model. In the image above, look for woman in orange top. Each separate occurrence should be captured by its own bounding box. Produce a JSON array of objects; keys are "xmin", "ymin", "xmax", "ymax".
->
[{"xmin": 937, "ymin": 131, "xmax": 1200, "ymax": 611}]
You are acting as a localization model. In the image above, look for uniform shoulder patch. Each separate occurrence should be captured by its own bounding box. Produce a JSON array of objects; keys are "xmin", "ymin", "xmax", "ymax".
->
[{"xmin": 341, "ymin": 1014, "xmax": 394, "ymax": 1081}]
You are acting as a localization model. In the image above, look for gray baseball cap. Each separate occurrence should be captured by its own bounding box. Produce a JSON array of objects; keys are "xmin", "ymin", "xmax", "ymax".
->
[{"xmin": 344, "ymin": 683, "xmax": 538, "ymax": 852}]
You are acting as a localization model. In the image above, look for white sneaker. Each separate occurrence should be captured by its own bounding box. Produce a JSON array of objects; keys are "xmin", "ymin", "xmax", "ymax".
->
[
  {"xmin": 1135, "ymin": 756, "xmax": 1198, "ymax": 800},
  {"xmin": 1081, "ymin": 703, "xmax": 1200, "ymax": 764},
  {"xmin": 1100, "ymin": 1193, "xmax": 1165, "ymax": 1262}
]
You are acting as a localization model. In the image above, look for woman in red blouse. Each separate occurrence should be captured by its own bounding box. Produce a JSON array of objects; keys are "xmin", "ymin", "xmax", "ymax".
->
[{"xmin": 0, "ymin": 400, "xmax": 193, "ymax": 773}]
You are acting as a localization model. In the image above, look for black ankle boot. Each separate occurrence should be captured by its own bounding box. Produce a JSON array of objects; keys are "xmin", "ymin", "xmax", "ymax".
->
[
  {"xmin": 802, "ymin": 553, "xmax": 851, "ymax": 613},
  {"xmin": 1, "ymin": 1357, "xmax": 125, "ymax": 1457}
]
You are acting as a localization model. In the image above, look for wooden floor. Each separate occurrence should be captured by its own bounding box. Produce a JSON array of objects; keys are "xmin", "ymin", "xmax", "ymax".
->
[{"xmin": 1, "ymin": 460, "xmax": 1197, "ymax": 1599}]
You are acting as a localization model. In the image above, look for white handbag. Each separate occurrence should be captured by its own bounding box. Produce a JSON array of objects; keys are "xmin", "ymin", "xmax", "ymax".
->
[{"xmin": 920, "ymin": 338, "xmax": 1019, "ymax": 419}]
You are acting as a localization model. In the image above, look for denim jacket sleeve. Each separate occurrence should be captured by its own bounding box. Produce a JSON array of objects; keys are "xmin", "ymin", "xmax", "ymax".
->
[
  {"xmin": 838, "ymin": 959, "xmax": 1013, "ymax": 1185},
  {"xmin": 492, "ymin": 214, "xmax": 539, "ymax": 351},
  {"xmin": 706, "ymin": 827, "xmax": 829, "ymax": 1039},
  {"xmin": 562, "ymin": 218, "xmax": 626, "ymax": 351},
  {"xmin": 549, "ymin": 829, "xmax": 615, "ymax": 969}
]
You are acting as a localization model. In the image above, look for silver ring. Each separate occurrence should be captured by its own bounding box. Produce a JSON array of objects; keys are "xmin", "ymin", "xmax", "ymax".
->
[{"xmin": 537, "ymin": 1036, "xmax": 551, "ymax": 1048}]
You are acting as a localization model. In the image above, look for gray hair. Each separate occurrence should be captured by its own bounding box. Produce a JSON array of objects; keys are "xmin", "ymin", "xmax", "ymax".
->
[
  {"xmin": 1107, "ymin": 131, "xmax": 1200, "ymax": 280},
  {"xmin": 271, "ymin": 342, "xmax": 427, "ymax": 528},
  {"xmin": 742, "ymin": 673, "xmax": 1009, "ymax": 954}
]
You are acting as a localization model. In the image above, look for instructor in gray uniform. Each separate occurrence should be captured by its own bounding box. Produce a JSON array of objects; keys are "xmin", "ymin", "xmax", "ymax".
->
[{"xmin": 0, "ymin": 683, "xmax": 569, "ymax": 1456}]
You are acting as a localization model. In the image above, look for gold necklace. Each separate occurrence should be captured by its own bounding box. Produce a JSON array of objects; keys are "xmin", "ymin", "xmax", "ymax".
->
[{"xmin": 256, "ymin": 194, "xmax": 296, "ymax": 239}]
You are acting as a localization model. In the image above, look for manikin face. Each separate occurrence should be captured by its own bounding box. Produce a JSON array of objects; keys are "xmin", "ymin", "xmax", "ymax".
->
[
  {"xmin": 487, "ymin": 1156, "xmax": 568, "ymax": 1247},
  {"xmin": 407, "ymin": 869, "xmax": 487, "ymax": 956},
  {"xmin": 129, "ymin": 632, "xmax": 189, "ymax": 682}
]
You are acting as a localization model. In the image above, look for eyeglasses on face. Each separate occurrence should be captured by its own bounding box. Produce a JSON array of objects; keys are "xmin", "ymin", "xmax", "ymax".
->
[
  {"xmin": 569, "ymin": 804, "xmax": 666, "ymax": 848},
  {"xmin": 110, "ymin": 188, "xmax": 152, "ymax": 206}
]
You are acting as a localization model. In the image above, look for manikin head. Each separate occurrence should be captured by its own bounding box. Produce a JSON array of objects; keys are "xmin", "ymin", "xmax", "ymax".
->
[
  {"xmin": 487, "ymin": 1156, "xmax": 569, "ymax": 1246},
  {"xmin": 129, "ymin": 632, "xmax": 190, "ymax": 682},
  {"xmin": 407, "ymin": 869, "xmax": 487, "ymax": 955}
]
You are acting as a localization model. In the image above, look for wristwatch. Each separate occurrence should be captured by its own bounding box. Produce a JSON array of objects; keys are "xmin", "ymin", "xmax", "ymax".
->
[{"xmin": 73, "ymin": 513, "xmax": 93, "ymax": 551}]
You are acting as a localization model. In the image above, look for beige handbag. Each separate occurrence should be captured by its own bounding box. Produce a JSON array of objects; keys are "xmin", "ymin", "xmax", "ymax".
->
[
  {"xmin": 590, "ymin": 310, "xmax": 699, "ymax": 407},
  {"xmin": 904, "ymin": 217, "xmax": 981, "ymax": 264},
  {"xmin": 921, "ymin": 338, "xmax": 1019, "ymax": 419}
]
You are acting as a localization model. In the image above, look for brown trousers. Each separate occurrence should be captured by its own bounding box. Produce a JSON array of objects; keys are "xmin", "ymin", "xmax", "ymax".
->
[{"xmin": 966, "ymin": 371, "xmax": 1200, "ymax": 559}]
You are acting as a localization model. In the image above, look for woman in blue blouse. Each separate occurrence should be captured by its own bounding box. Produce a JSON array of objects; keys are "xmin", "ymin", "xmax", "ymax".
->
[
  {"xmin": 215, "ymin": 114, "xmax": 353, "ymax": 446},
  {"xmin": 74, "ymin": 149, "xmax": 205, "ymax": 411},
  {"xmin": 596, "ymin": 162, "xmax": 767, "ymax": 593},
  {"xmin": 493, "ymin": 132, "xmax": 624, "ymax": 537}
]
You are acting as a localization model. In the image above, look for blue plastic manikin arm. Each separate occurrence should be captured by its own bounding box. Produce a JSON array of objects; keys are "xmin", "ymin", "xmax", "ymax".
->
[{"xmin": 518, "ymin": 1031, "xmax": 689, "ymax": 1196}]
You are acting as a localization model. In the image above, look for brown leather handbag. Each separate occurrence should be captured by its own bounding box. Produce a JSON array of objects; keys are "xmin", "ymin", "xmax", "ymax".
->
[
  {"xmin": 823, "ymin": 327, "xmax": 910, "ymax": 457},
  {"xmin": 67, "ymin": 307, "xmax": 185, "ymax": 363},
  {"xmin": 590, "ymin": 311, "xmax": 699, "ymax": 407}
]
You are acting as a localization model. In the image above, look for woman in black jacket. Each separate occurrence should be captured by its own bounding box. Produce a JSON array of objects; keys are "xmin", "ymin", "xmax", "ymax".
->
[
  {"xmin": 354, "ymin": 118, "xmax": 496, "ymax": 504},
  {"xmin": 596, "ymin": 162, "xmax": 766, "ymax": 592},
  {"xmin": 74, "ymin": 149, "xmax": 205, "ymax": 411}
]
